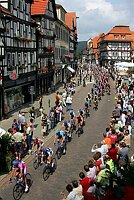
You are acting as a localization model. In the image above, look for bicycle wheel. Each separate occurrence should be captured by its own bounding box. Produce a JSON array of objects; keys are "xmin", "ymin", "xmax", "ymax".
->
[
  {"xmin": 13, "ymin": 183, "xmax": 24, "ymax": 200},
  {"xmin": 26, "ymin": 173, "xmax": 33, "ymax": 188},
  {"xmin": 52, "ymin": 157, "xmax": 57, "ymax": 171},
  {"xmin": 78, "ymin": 129, "xmax": 81, "ymax": 137},
  {"xmin": 43, "ymin": 166, "xmax": 51, "ymax": 181},
  {"xmin": 56, "ymin": 148, "xmax": 62, "ymax": 159},
  {"xmin": 33, "ymin": 156, "xmax": 39, "ymax": 169}
]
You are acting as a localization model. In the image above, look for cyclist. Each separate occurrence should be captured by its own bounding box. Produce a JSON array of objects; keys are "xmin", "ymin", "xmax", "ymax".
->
[
  {"xmin": 76, "ymin": 110, "xmax": 84, "ymax": 136},
  {"xmin": 84, "ymin": 97, "xmax": 90, "ymax": 117},
  {"xmin": 10, "ymin": 158, "xmax": 29, "ymax": 192},
  {"xmin": 54, "ymin": 129, "xmax": 66, "ymax": 154},
  {"xmin": 63, "ymin": 120, "xmax": 72, "ymax": 142},
  {"xmin": 70, "ymin": 111, "xmax": 76, "ymax": 131},
  {"xmin": 39, "ymin": 145, "xmax": 53, "ymax": 164}
]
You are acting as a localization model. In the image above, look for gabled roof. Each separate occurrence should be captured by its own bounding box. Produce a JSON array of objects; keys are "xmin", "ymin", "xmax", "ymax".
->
[
  {"xmin": 31, "ymin": 0, "xmax": 49, "ymax": 15},
  {"xmin": 108, "ymin": 25, "xmax": 131, "ymax": 35},
  {"xmin": 100, "ymin": 25, "xmax": 133, "ymax": 42},
  {"xmin": 65, "ymin": 12, "xmax": 76, "ymax": 30},
  {"xmin": 92, "ymin": 36, "xmax": 100, "ymax": 49}
]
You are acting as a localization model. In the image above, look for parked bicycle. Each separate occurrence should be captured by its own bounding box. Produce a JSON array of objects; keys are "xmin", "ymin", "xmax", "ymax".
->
[
  {"xmin": 13, "ymin": 173, "xmax": 32, "ymax": 200},
  {"xmin": 43, "ymin": 158, "xmax": 57, "ymax": 181}
]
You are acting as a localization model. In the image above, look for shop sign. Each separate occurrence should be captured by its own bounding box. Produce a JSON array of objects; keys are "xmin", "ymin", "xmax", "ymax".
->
[{"xmin": 9, "ymin": 73, "xmax": 18, "ymax": 80}]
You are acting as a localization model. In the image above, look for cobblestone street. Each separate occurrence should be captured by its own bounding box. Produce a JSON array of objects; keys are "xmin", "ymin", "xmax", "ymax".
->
[{"xmin": 0, "ymin": 79, "xmax": 117, "ymax": 200}]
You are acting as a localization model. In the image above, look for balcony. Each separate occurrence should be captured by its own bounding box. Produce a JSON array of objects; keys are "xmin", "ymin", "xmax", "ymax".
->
[{"xmin": 14, "ymin": 35, "xmax": 33, "ymax": 42}]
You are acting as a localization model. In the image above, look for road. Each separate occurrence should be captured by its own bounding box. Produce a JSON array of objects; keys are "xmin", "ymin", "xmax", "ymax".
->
[{"xmin": 0, "ymin": 79, "xmax": 115, "ymax": 200}]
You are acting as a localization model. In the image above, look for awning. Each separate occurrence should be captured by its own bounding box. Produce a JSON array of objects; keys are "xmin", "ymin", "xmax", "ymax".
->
[
  {"xmin": 0, "ymin": 128, "xmax": 6, "ymax": 138},
  {"xmin": 62, "ymin": 64, "xmax": 66, "ymax": 69},
  {"xmin": 67, "ymin": 66, "xmax": 75, "ymax": 73}
]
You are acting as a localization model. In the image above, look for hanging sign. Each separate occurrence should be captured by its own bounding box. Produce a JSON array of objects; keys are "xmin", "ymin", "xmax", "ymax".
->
[{"xmin": 9, "ymin": 73, "xmax": 18, "ymax": 80}]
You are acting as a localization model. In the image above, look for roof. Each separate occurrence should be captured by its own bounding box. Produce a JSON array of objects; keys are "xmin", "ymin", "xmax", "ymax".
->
[
  {"xmin": 56, "ymin": 4, "xmax": 67, "ymax": 13},
  {"xmin": 98, "ymin": 25, "xmax": 133, "ymax": 43},
  {"xmin": 108, "ymin": 25, "xmax": 131, "ymax": 34},
  {"xmin": 65, "ymin": 12, "xmax": 76, "ymax": 30},
  {"xmin": 31, "ymin": 0, "xmax": 49, "ymax": 15},
  {"xmin": 0, "ymin": 5, "xmax": 14, "ymax": 16},
  {"xmin": 92, "ymin": 36, "xmax": 100, "ymax": 49}
]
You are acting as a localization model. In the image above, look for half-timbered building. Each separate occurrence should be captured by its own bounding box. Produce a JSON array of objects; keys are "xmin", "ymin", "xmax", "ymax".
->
[
  {"xmin": 65, "ymin": 12, "xmax": 78, "ymax": 71},
  {"xmin": 31, "ymin": 0, "xmax": 57, "ymax": 95},
  {"xmin": 55, "ymin": 4, "xmax": 69, "ymax": 84},
  {"xmin": 98, "ymin": 25, "xmax": 133, "ymax": 66},
  {"xmin": 0, "ymin": 0, "xmax": 37, "ymax": 118}
]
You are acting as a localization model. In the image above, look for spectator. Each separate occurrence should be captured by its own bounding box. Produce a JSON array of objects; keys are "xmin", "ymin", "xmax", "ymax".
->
[
  {"xmin": 62, "ymin": 91, "xmax": 67, "ymax": 107},
  {"xmin": 12, "ymin": 128, "xmax": 24, "ymax": 159},
  {"xmin": 118, "ymin": 142, "xmax": 129, "ymax": 168},
  {"xmin": 122, "ymin": 130, "xmax": 131, "ymax": 147},
  {"xmin": 107, "ymin": 144, "xmax": 118, "ymax": 161},
  {"xmin": 102, "ymin": 133, "xmax": 111, "ymax": 148},
  {"xmin": 72, "ymin": 180, "xmax": 84, "ymax": 200},
  {"xmin": 55, "ymin": 91, "xmax": 60, "ymax": 106},
  {"xmin": 79, "ymin": 172, "xmax": 95, "ymax": 200},
  {"xmin": 91, "ymin": 143, "xmax": 108, "ymax": 155},
  {"xmin": 66, "ymin": 94, "xmax": 72, "ymax": 112},
  {"xmin": 109, "ymin": 129, "xmax": 117, "ymax": 144},
  {"xmin": 93, "ymin": 152, "xmax": 104, "ymax": 174},
  {"xmin": 66, "ymin": 184, "xmax": 81, "ymax": 200},
  {"xmin": 39, "ymin": 96, "xmax": 43, "ymax": 109}
]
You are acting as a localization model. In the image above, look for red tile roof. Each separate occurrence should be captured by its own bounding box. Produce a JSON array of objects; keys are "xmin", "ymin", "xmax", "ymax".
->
[
  {"xmin": 31, "ymin": 0, "xmax": 49, "ymax": 15},
  {"xmin": 99, "ymin": 25, "xmax": 133, "ymax": 42},
  {"xmin": 92, "ymin": 36, "xmax": 99, "ymax": 49},
  {"xmin": 108, "ymin": 25, "xmax": 131, "ymax": 34},
  {"xmin": 65, "ymin": 12, "xmax": 76, "ymax": 30}
]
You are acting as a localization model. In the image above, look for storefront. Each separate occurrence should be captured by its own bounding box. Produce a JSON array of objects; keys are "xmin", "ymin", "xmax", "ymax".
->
[
  {"xmin": 37, "ymin": 70, "xmax": 54, "ymax": 95},
  {"xmin": 3, "ymin": 72, "xmax": 36, "ymax": 115}
]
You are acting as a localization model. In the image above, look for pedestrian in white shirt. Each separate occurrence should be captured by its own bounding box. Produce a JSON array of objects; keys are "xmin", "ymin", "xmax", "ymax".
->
[
  {"xmin": 66, "ymin": 94, "xmax": 72, "ymax": 112},
  {"xmin": 62, "ymin": 91, "xmax": 67, "ymax": 107}
]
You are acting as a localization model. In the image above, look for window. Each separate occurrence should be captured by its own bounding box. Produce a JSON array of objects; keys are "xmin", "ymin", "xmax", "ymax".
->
[
  {"xmin": 114, "ymin": 35, "xmax": 119, "ymax": 39},
  {"xmin": 12, "ymin": 0, "xmax": 17, "ymax": 9},
  {"xmin": 20, "ymin": 24, "xmax": 23, "ymax": 36},
  {"xmin": 122, "ymin": 35, "xmax": 126, "ymax": 39},
  {"xmin": 25, "ymin": 3, "xmax": 29, "ymax": 13},
  {"xmin": 7, "ymin": 53, "xmax": 11, "ymax": 70},
  {"xmin": 18, "ymin": 53, "xmax": 21, "ymax": 65},
  {"xmin": 19, "ymin": 0, "xmax": 23, "ymax": 12},
  {"xmin": 24, "ymin": 53, "xmax": 27, "ymax": 65}
]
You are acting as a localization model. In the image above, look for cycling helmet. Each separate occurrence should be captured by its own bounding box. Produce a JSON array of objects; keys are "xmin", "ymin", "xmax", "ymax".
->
[
  {"xmin": 12, "ymin": 159, "xmax": 19, "ymax": 168},
  {"xmin": 42, "ymin": 147, "xmax": 47, "ymax": 153},
  {"xmin": 64, "ymin": 120, "xmax": 68, "ymax": 125},
  {"xmin": 56, "ymin": 131, "xmax": 62, "ymax": 139}
]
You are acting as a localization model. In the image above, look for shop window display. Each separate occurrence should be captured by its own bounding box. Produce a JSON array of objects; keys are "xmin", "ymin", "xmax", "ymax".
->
[{"xmin": 4, "ymin": 87, "xmax": 24, "ymax": 113}]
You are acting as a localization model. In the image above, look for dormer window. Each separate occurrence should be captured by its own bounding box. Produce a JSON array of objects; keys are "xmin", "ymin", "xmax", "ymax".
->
[
  {"xmin": 122, "ymin": 35, "xmax": 126, "ymax": 39},
  {"xmin": 114, "ymin": 35, "xmax": 119, "ymax": 39}
]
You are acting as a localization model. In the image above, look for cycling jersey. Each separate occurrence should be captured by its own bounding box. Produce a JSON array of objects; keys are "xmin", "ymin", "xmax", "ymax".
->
[
  {"xmin": 12, "ymin": 160, "xmax": 27, "ymax": 175},
  {"xmin": 42, "ymin": 147, "xmax": 53, "ymax": 156}
]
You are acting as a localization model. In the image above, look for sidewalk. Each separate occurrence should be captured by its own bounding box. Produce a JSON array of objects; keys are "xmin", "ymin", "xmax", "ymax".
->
[{"xmin": 0, "ymin": 79, "xmax": 94, "ymax": 187}]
